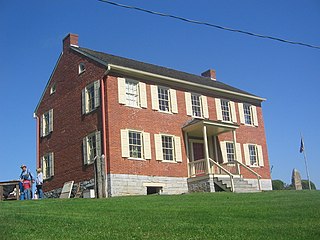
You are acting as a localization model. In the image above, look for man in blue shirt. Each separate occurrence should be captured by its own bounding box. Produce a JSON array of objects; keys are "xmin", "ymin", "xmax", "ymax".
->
[{"xmin": 19, "ymin": 165, "xmax": 35, "ymax": 199}]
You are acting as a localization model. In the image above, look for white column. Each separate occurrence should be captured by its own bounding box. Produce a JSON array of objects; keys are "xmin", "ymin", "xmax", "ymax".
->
[
  {"xmin": 232, "ymin": 130, "xmax": 240, "ymax": 175},
  {"xmin": 184, "ymin": 132, "xmax": 191, "ymax": 177},
  {"xmin": 203, "ymin": 125, "xmax": 210, "ymax": 174}
]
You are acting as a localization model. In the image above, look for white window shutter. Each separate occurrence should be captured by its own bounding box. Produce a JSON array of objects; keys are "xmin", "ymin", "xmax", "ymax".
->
[
  {"xmin": 154, "ymin": 134, "xmax": 163, "ymax": 161},
  {"xmin": 243, "ymin": 144, "xmax": 250, "ymax": 165},
  {"xmin": 230, "ymin": 101, "xmax": 237, "ymax": 123},
  {"xmin": 170, "ymin": 89, "xmax": 178, "ymax": 113},
  {"xmin": 81, "ymin": 89, "xmax": 86, "ymax": 114},
  {"xmin": 236, "ymin": 143, "xmax": 242, "ymax": 163},
  {"xmin": 49, "ymin": 109, "xmax": 53, "ymax": 132},
  {"xmin": 83, "ymin": 137, "xmax": 88, "ymax": 165},
  {"xmin": 50, "ymin": 152, "xmax": 54, "ymax": 177},
  {"xmin": 42, "ymin": 156, "xmax": 47, "ymax": 179},
  {"xmin": 201, "ymin": 95, "xmax": 209, "ymax": 119},
  {"xmin": 118, "ymin": 77, "xmax": 126, "ymax": 105},
  {"xmin": 174, "ymin": 136, "xmax": 182, "ymax": 162},
  {"xmin": 143, "ymin": 132, "xmax": 151, "ymax": 160},
  {"xmin": 139, "ymin": 82, "xmax": 148, "ymax": 108},
  {"xmin": 238, "ymin": 103, "xmax": 245, "ymax": 124},
  {"xmin": 257, "ymin": 145, "xmax": 264, "ymax": 166},
  {"xmin": 252, "ymin": 106, "xmax": 259, "ymax": 126},
  {"xmin": 185, "ymin": 92, "xmax": 192, "ymax": 116},
  {"xmin": 215, "ymin": 98, "xmax": 223, "ymax": 121},
  {"xmin": 96, "ymin": 131, "xmax": 102, "ymax": 158},
  {"xmin": 151, "ymin": 85, "xmax": 159, "ymax": 110},
  {"xmin": 40, "ymin": 115, "xmax": 44, "ymax": 137},
  {"xmin": 220, "ymin": 141, "xmax": 228, "ymax": 163},
  {"xmin": 120, "ymin": 129, "xmax": 129, "ymax": 158},
  {"xmin": 94, "ymin": 80, "xmax": 100, "ymax": 108}
]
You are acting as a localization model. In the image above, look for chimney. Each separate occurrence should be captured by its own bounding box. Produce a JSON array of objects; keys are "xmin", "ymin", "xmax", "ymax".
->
[
  {"xmin": 201, "ymin": 69, "xmax": 216, "ymax": 81},
  {"xmin": 63, "ymin": 33, "xmax": 79, "ymax": 52}
]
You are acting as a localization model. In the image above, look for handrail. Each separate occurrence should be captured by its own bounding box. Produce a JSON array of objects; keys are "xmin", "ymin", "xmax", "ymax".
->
[
  {"xmin": 209, "ymin": 158, "xmax": 234, "ymax": 192},
  {"xmin": 233, "ymin": 160, "xmax": 262, "ymax": 191}
]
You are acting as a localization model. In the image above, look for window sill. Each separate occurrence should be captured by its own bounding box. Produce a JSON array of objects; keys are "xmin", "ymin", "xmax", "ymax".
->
[
  {"xmin": 158, "ymin": 110, "xmax": 173, "ymax": 115},
  {"xmin": 128, "ymin": 158, "xmax": 146, "ymax": 161},
  {"xmin": 125, "ymin": 105, "xmax": 142, "ymax": 109},
  {"xmin": 160, "ymin": 160, "xmax": 177, "ymax": 164},
  {"xmin": 79, "ymin": 69, "xmax": 86, "ymax": 75}
]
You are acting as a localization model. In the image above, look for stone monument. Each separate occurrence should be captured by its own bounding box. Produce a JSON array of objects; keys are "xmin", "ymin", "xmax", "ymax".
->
[{"xmin": 291, "ymin": 168, "xmax": 302, "ymax": 190}]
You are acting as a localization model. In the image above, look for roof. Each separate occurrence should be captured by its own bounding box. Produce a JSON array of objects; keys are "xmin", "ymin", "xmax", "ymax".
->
[{"xmin": 71, "ymin": 47, "xmax": 262, "ymax": 100}]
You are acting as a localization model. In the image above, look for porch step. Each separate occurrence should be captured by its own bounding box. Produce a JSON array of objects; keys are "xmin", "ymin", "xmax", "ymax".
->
[{"xmin": 214, "ymin": 176, "xmax": 260, "ymax": 193}]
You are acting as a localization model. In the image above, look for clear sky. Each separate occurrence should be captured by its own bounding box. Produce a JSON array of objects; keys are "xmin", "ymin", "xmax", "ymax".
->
[{"xmin": 1, "ymin": 0, "xmax": 319, "ymax": 189}]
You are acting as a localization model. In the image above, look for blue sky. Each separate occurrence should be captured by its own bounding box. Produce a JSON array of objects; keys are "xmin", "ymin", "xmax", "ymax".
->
[{"xmin": 1, "ymin": 0, "xmax": 319, "ymax": 189}]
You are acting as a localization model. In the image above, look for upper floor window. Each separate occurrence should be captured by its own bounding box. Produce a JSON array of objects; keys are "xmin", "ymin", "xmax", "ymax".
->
[
  {"xmin": 185, "ymin": 92, "xmax": 209, "ymax": 118},
  {"xmin": 215, "ymin": 98, "xmax": 237, "ymax": 123},
  {"xmin": 238, "ymin": 103, "xmax": 259, "ymax": 126},
  {"xmin": 118, "ymin": 77, "xmax": 147, "ymax": 108},
  {"xmin": 50, "ymin": 83, "xmax": 56, "ymax": 95},
  {"xmin": 154, "ymin": 134, "xmax": 182, "ymax": 162},
  {"xmin": 244, "ymin": 144, "xmax": 264, "ymax": 167},
  {"xmin": 120, "ymin": 129, "xmax": 151, "ymax": 160},
  {"xmin": 42, "ymin": 152, "xmax": 54, "ymax": 180},
  {"xmin": 40, "ymin": 109, "xmax": 53, "ymax": 137},
  {"xmin": 151, "ymin": 85, "xmax": 178, "ymax": 114},
  {"xmin": 82, "ymin": 80, "xmax": 100, "ymax": 114},
  {"xmin": 79, "ymin": 63, "xmax": 86, "ymax": 74},
  {"xmin": 83, "ymin": 131, "xmax": 101, "ymax": 165}
]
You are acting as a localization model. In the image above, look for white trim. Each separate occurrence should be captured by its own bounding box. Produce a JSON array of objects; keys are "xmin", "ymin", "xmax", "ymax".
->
[{"xmin": 185, "ymin": 92, "xmax": 192, "ymax": 116}]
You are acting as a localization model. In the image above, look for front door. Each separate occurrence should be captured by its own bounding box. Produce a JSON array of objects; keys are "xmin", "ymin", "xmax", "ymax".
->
[{"xmin": 191, "ymin": 140, "xmax": 205, "ymax": 161}]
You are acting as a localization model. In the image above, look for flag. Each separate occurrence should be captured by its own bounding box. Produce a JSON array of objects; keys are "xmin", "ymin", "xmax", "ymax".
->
[{"xmin": 299, "ymin": 138, "xmax": 304, "ymax": 153}]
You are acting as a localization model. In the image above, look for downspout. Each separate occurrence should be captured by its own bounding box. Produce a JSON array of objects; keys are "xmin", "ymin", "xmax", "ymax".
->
[
  {"xmin": 100, "ymin": 65, "xmax": 111, "ymax": 197},
  {"xmin": 33, "ymin": 113, "xmax": 40, "ymax": 168}
]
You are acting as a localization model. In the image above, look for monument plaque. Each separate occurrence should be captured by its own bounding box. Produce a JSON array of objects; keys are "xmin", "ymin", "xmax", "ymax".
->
[
  {"xmin": 60, "ymin": 181, "xmax": 74, "ymax": 198},
  {"xmin": 291, "ymin": 168, "xmax": 302, "ymax": 190}
]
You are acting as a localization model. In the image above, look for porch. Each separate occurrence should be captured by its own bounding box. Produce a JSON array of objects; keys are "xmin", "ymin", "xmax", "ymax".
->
[{"xmin": 182, "ymin": 119, "xmax": 261, "ymax": 192}]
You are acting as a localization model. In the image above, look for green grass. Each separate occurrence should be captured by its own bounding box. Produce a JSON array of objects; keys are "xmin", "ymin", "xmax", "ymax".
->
[{"xmin": 1, "ymin": 191, "xmax": 319, "ymax": 239}]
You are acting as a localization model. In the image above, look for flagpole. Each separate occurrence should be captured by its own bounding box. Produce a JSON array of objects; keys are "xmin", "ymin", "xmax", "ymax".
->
[{"xmin": 301, "ymin": 134, "xmax": 312, "ymax": 190}]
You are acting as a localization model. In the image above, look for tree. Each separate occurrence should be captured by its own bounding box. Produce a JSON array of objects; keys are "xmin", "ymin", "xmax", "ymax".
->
[
  {"xmin": 272, "ymin": 180, "xmax": 285, "ymax": 190},
  {"xmin": 301, "ymin": 180, "xmax": 317, "ymax": 190}
]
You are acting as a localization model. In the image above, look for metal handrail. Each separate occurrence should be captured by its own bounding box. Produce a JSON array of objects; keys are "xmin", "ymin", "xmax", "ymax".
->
[
  {"xmin": 209, "ymin": 158, "xmax": 234, "ymax": 192},
  {"xmin": 233, "ymin": 160, "xmax": 262, "ymax": 191}
]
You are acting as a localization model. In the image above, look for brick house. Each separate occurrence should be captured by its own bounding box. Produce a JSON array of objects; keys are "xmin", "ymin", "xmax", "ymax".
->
[{"xmin": 34, "ymin": 33, "xmax": 272, "ymax": 197}]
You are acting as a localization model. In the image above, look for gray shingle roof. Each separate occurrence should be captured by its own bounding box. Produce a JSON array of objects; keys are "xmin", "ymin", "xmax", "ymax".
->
[{"xmin": 72, "ymin": 46, "xmax": 261, "ymax": 99}]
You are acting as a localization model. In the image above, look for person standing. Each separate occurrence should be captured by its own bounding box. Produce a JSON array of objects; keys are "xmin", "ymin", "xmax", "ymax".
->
[
  {"xmin": 22, "ymin": 176, "xmax": 31, "ymax": 200},
  {"xmin": 36, "ymin": 168, "xmax": 44, "ymax": 199},
  {"xmin": 19, "ymin": 165, "xmax": 35, "ymax": 199}
]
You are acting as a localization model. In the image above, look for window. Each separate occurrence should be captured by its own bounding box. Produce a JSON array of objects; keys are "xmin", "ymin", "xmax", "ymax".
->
[
  {"xmin": 129, "ymin": 131, "xmax": 142, "ymax": 159},
  {"xmin": 185, "ymin": 92, "xmax": 209, "ymax": 118},
  {"xmin": 151, "ymin": 85, "xmax": 178, "ymax": 113},
  {"xmin": 154, "ymin": 134, "xmax": 182, "ymax": 162},
  {"xmin": 158, "ymin": 87, "xmax": 170, "ymax": 112},
  {"xmin": 42, "ymin": 152, "xmax": 54, "ymax": 179},
  {"xmin": 118, "ymin": 78, "xmax": 147, "ymax": 108},
  {"xmin": 226, "ymin": 142, "xmax": 235, "ymax": 162},
  {"xmin": 121, "ymin": 129, "xmax": 151, "ymax": 160},
  {"xmin": 82, "ymin": 80, "xmax": 100, "ymax": 114},
  {"xmin": 126, "ymin": 80, "xmax": 139, "ymax": 107},
  {"xmin": 83, "ymin": 131, "xmax": 101, "ymax": 165},
  {"xmin": 79, "ymin": 63, "xmax": 86, "ymax": 74},
  {"xmin": 50, "ymin": 83, "xmax": 56, "ymax": 95},
  {"xmin": 244, "ymin": 144, "xmax": 264, "ymax": 167},
  {"xmin": 220, "ymin": 141, "xmax": 242, "ymax": 163},
  {"xmin": 238, "ymin": 103, "xmax": 258, "ymax": 126},
  {"xmin": 41, "ymin": 109, "xmax": 53, "ymax": 137},
  {"xmin": 215, "ymin": 98, "xmax": 237, "ymax": 122}
]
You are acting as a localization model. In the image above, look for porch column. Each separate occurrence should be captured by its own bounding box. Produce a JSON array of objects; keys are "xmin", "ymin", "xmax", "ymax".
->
[
  {"xmin": 184, "ymin": 132, "xmax": 191, "ymax": 177},
  {"xmin": 232, "ymin": 130, "xmax": 240, "ymax": 175},
  {"xmin": 203, "ymin": 125, "xmax": 211, "ymax": 174}
]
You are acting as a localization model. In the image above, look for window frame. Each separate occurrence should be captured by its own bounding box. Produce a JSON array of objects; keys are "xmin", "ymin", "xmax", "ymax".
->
[
  {"xmin": 243, "ymin": 103, "xmax": 253, "ymax": 125},
  {"xmin": 41, "ymin": 109, "xmax": 53, "ymax": 137},
  {"xmin": 191, "ymin": 93, "xmax": 203, "ymax": 118},
  {"xmin": 82, "ymin": 80, "xmax": 100, "ymax": 115},
  {"xmin": 220, "ymin": 99, "xmax": 231, "ymax": 122},
  {"xmin": 125, "ymin": 79, "xmax": 140, "ymax": 108},
  {"xmin": 78, "ymin": 63, "xmax": 86, "ymax": 75},
  {"xmin": 42, "ymin": 152, "xmax": 54, "ymax": 180},
  {"xmin": 83, "ymin": 131, "xmax": 101, "ymax": 165},
  {"xmin": 161, "ymin": 135, "xmax": 175, "ymax": 161},
  {"xmin": 157, "ymin": 86, "xmax": 171, "ymax": 113},
  {"xmin": 128, "ymin": 130, "xmax": 143, "ymax": 159}
]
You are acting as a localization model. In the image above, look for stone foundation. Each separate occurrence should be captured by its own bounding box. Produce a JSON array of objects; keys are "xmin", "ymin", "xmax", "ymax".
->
[{"xmin": 187, "ymin": 175, "xmax": 216, "ymax": 193}]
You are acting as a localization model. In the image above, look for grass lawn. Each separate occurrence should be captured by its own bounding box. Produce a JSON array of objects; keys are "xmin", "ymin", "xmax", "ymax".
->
[{"xmin": 0, "ymin": 191, "xmax": 319, "ymax": 239}]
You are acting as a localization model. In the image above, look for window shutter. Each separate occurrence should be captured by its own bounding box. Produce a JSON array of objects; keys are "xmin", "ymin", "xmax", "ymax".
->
[
  {"xmin": 120, "ymin": 129, "xmax": 129, "ymax": 158},
  {"xmin": 151, "ymin": 85, "xmax": 159, "ymax": 110},
  {"xmin": 50, "ymin": 152, "xmax": 54, "ymax": 177},
  {"xmin": 94, "ymin": 80, "xmax": 100, "ymax": 108},
  {"xmin": 42, "ymin": 156, "xmax": 47, "ymax": 179},
  {"xmin": 201, "ymin": 95, "xmax": 209, "ymax": 118},
  {"xmin": 243, "ymin": 144, "xmax": 250, "ymax": 165},
  {"xmin": 139, "ymin": 82, "xmax": 148, "ymax": 108},
  {"xmin": 81, "ymin": 89, "xmax": 86, "ymax": 114},
  {"xmin": 96, "ymin": 131, "xmax": 102, "ymax": 158},
  {"xmin": 220, "ymin": 141, "xmax": 228, "ymax": 163},
  {"xmin": 118, "ymin": 77, "xmax": 126, "ymax": 105},
  {"xmin": 174, "ymin": 136, "xmax": 182, "ymax": 162},
  {"xmin": 143, "ymin": 132, "xmax": 151, "ymax": 160},
  {"xmin": 40, "ymin": 115, "xmax": 43, "ymax": 137},
  {"xmin": 215, "ymin": 98, "xmax": 223, "ymax": 120},
  {"xmin": 257, "ymin": 145, "xmax": 264, "ymax": 166},
  {"xmin": 170, "ymin": 89, "xmax": 178, "ymax": 113},
  {"xmin": 238, "ymin": 103, "xmax": 245, "ymax": 124},
  {"xmin": 154, "ymin": 134, "xmax": 163, "ymax": 161},
  {"xmin": 230, "ymin": 101, "xmax": 237, "ymax": 123},
  {"xmin": 83, "ymin": 137, "xmax": 88, "ymax": 165},
  {"xmin": 252, "ymin": 106, "xmax": 259, "ymax": 126},
  {"xmin": 236, "ymin": 143, "xmax": 242, "ymax": 163},
  {"xmin": 185, "ymin": 92, "xmax": 192, "ymax": 116},
  {"xmin": 49, "ymin": 109, "xmax": 53, "ymax": 132}
]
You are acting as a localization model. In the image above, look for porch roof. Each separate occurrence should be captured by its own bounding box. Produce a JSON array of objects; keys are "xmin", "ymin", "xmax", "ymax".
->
[{"xmin": 182, "ymin": 119, "xmax": 239, "ymax": 137}]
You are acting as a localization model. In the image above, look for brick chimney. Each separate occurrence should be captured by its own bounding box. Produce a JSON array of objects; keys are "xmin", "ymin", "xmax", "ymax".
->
[
  {"xmin": 63, "ymin": 33, "xmax": 78, "ymax": 52},
  {"xmin": 201, "ymin": 69, "xmax": 216, "ymax": 81}
]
